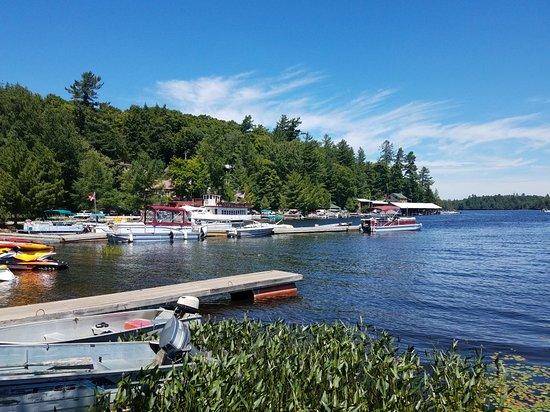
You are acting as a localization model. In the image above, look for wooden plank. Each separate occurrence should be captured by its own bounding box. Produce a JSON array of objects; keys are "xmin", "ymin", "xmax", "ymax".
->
[{"xmin": 0, "ymin": 270, "xmax": 303, "ymax": 326}]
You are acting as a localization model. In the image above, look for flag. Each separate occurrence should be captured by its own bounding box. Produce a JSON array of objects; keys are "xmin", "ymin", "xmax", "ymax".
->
[{"xmin": 88, "ymin": 192, "xmax": 96, "ymax": 202}]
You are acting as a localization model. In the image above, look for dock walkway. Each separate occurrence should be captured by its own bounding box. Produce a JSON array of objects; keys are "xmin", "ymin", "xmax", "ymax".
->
[
  {"xmin": 0, "ymin": 232, "xmax": 107, "ymax": 244},
  {"xmin": 273, "ymin": 224, "xmax": 361, "ymax": 235},
  {"xmin": 0, "ymin": 270, "xmax": 302, "ymax": 326}
]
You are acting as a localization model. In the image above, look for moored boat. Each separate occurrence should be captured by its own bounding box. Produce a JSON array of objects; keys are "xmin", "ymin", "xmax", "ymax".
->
[
  {"xmin": 107, "ymin": 205, "xmax": 206, "ymax": 243},
  {"xmin": 0, "ymin": 297, "xmax": 202, "ymax": 410},
  {"xmin": 227, "ymin": 221, "xmax": 275, "ymax": 238},
  {"xmin": 0, "ymin": 308, "xmax": 179, "ymax": 344},
  {"xmin": 361, "ymin": 217, "xmax": 422, "ymax": 234},
  {"xmin": 180, "ymin": 194, "xmax": 253, "ymax": 235},
  {"xmin": 0, "ymin": 249, "xmax": 68, "ymax": 271}
]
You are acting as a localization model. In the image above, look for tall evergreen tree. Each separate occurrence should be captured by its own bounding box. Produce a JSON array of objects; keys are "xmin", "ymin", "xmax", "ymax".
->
[
  {"xmin": 379, "ymin": 140, "xmax": 394, "ymax": 165},
  {"xmin": 403, "ymin": 151, "xmax": 420, "ymax": 201},
  {"xmin": 273, "ymin": 115, "xmax": 301, "ymax": 141},
  {"xmin": 65, "ymin": 71, "xmax": 103, "ymax": 108},
  {"xmin": 240, "ymin": 115, "xmax": 254, "ymax": 133},
  {"xmin": 389, "ymin": 147, "xmax": 405, "ymax": 194}
]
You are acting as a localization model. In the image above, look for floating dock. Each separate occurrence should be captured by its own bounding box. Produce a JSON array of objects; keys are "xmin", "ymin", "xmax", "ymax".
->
[
  {"xmin": 0, "ymin": 232, "xmax": 108, "ymax": 244},
  {"xmin": 0, "ymin": 270, "xmax": 303, "ymax": 326},
  {"xmin": 273, "ymin": 224, "xmax": 361, "ymax": 235}
]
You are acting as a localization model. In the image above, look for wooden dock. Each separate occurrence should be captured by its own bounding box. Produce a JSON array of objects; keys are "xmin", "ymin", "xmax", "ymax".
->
[
  {"xmin": 0, "ymin": 270, "xmax": 303, "ymax": 326},
  {"xmin": 273, "ymin": 224, "xmax": 361, "ymax": 235},
  {"xmin": 0, "ymin": 232, "xmax": 108, "ymax": 244}
]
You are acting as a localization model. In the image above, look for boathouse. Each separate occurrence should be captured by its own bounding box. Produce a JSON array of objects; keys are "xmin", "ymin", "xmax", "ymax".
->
[{"xmin": 389, "ymin": 202, "xmax": 442, "ymax": 216}]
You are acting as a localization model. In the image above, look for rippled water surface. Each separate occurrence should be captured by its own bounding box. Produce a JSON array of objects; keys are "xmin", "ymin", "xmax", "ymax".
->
[{"xmin": 2, "ymin": 211, "xmax": 549, "ymax": 363}]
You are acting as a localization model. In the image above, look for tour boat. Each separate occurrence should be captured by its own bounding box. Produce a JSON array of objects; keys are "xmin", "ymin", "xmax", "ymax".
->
[
  {"xmin": 107, "ymin": 205, "xmax": 206, "ymax": 243},
  {"xmin": 180, "ymin": 194, "xmax": 253, "ymax": 235},
  {"xmin": 361, "ymin": 217, "xmax": 422, "ymax": 234}
]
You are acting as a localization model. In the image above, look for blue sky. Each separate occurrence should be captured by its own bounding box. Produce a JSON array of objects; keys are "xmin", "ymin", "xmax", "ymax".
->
[{"xmin": 1, "ymin": 1, "xmax": 549, "ymax": 198}]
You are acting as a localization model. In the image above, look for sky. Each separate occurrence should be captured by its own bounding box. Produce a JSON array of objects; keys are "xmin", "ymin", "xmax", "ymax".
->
[{"xmin": 1, "ymin": 1, "xmax": 549, "ymax": 199}]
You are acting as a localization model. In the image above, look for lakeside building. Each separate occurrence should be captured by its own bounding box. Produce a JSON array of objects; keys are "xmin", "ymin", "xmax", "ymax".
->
[
  {"xmin": 357, "ymin": 198, "xmax": 441, "ymax": 215},
  {"xmin": 386, "ymin": 193, "xmax": 409, "ymax": 203}
]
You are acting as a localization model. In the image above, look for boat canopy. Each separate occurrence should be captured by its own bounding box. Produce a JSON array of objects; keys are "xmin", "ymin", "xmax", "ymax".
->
[
  {"xmin": 43, "ymin": 209, "xmax": 74, "ymax": 216},
  {"xmin": 145, "ymin": 205, "xmax": 190, "ymax": 226}
]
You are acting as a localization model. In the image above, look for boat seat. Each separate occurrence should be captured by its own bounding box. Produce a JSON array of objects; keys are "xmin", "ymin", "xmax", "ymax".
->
[{"xmin": 43, "ymin": 332, "xmax": 66, "ymax": 342}]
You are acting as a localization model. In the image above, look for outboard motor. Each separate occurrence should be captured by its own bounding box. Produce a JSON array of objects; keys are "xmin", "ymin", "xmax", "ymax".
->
[{"xmin": 156, "ymin": 296, "xmax": 200, "ymax": 362}]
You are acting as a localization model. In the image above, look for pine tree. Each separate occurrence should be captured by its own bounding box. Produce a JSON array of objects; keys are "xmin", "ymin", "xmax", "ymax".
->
[
  {"xmin": 240, "ymin": 115, "xmax": 254, "ymax": 133},
  {"xmin": 66, "ymin": 71, "xmax": 103, "ymax": 108},
  {"xmin": 389, "ymin": 147, "xmax": 405, "ymax": 194},
  {"xmin": 403, "ymin": 151, "xmax": 420, "ymax": 201},
  {"xmin": 379, "ymin": 140, "xmax": 394, "ymax": 165}
]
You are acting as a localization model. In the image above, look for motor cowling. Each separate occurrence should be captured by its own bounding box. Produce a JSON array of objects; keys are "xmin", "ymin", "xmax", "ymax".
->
[{"xmin": 159, "ymin": 316, "xmax": 192, "ymax": 359}]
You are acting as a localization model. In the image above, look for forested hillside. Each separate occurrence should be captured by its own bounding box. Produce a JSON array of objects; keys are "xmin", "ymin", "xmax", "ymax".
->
[
  {"xmin": 442, "ymin": 194, "xmax": 550, "ymax": 210},
  {"xmin": 0, "ymin": 72, "xmax": 438, "ymax": 220}
]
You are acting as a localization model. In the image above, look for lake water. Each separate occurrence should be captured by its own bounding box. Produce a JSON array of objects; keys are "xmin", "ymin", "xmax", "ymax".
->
[{"xmin": 1, "ymin": 210, "xmax": 549, "ymax": 364}]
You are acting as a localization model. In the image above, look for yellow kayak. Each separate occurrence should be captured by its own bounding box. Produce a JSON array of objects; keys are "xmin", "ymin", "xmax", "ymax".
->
[{"xmin": 0, "ymin": 241, "xmax": 54, "ymax": 251}]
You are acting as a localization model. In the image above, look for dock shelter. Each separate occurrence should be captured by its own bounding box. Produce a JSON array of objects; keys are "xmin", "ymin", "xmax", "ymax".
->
[{"xmin": 389, "ymin": 202, "xmax": 442, "ymax": 216}]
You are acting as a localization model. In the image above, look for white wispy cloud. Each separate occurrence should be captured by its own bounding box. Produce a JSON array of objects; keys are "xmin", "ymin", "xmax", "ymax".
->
[{"xmin": 154, "ymin": 68, "xmax": 550, "ymax": 197}]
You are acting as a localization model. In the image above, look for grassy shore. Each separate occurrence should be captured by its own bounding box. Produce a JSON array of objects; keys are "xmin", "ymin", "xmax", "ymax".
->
[{"xmin": 96, "ymin": 319, "xmax": 548, "ymax": 411}]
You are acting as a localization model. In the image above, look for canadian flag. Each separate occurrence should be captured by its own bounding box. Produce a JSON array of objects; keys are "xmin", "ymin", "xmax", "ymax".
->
[{"xmin": 88, "ymin": 192, "xmax": 96, "ymax": 202}]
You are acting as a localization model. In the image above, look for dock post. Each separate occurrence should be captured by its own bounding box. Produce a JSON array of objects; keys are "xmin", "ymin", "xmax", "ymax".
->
[{"xmin": 231, "ymin": 282, "xmax": 298, "ymax": 302}]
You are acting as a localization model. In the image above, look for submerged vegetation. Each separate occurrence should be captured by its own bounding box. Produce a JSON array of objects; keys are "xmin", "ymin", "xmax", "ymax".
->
[
  {"xmin": 0, "ymin": 73, "xmax": 439, "ymax": 221},
  {"xmin": 94, "ymin": 318, "xmax": 546, "ymax": 411}
]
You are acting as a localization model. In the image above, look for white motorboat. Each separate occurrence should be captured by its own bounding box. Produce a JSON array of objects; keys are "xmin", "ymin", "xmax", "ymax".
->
[
  {"xmin": 21, "ymin": 220, "xmax": 85, "ymax": 234},
  {"xmin": 227, "ymin": 221, "xmax": 275, "ymax": 238},
  {"xmin": 440, "ymin": 210, "xmax": 460, "ymax": 215},
  {"xmin": 0, "ymin": 308, "xmax": 182, "ymax": 344},
  {"xmin": 542, "ymin": 209, "xmax": 550, "ymax": 213},
  {"xmin": 107, "ymin": 205, "xmax": 206, "ymax": 242},
  {"xmin": 0, "ymin": 265, "xmax": 15, "ymax": 282}
]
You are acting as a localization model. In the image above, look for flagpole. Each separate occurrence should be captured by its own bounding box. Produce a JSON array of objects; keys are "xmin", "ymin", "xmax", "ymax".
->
[{"xmin": 94, "ymin": 194, "xmax": 97, "ymax": 213}]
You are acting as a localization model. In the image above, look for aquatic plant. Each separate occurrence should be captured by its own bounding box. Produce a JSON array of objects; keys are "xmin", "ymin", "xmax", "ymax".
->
[{"xmin": 102, "ymin": 318, "xmax": 519, "ymax": 411}]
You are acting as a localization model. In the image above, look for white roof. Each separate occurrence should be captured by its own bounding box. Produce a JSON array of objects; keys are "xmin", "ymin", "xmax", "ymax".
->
[{"xmin": 390, "ymin": 202, "xmax": 442, "ymax": 209}]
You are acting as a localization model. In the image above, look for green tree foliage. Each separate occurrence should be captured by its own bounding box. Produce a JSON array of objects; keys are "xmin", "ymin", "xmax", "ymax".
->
[
  {"xmin": 169, "ymin": 156, "xmax": 211, "ymax": 198},
  {"xmin": 240, "ymin": 115, "xmax": 253, "ymax": 133},
  {"xmin": 0, "ymin": 138, "xmax": 65, "ymax": 218},
  {"xmin": 0, "ymin": 80, "xmax": 441, "ymax": 220},
  {"xmin": 65, "ymin": 71, "xmax": 103, "ymax": 108},
  {"xmin": 73, "ymin": 150, "xmax": 115, "ymax": 210},
  {"xmin": 280, "ymin": 172, "xmax": 331, "ymax": 213},
  {"xmin": 254, "ymin": 159, "xmax": 281, "ymax": 209},
  {"xmin": 442, "ymin": 194, "xmax": 550, "ymax": 210},
  {"xmin": 389, "ymin": 147, "xmax": 405, "ymax": 194},
  {"xmin": 120, "ymin": 152, "xmax": 164, "ymax": 211},
  {"xmin": 273, "ymin": 114, "xmax": 301, "ymax": 141},
  {"xmin": 379, "ymin": 139, "xmax": 394, "ymax": 165},
  {"xmin": 403, "ymin": 151, "xmax": 421, "ymax": 201}
]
